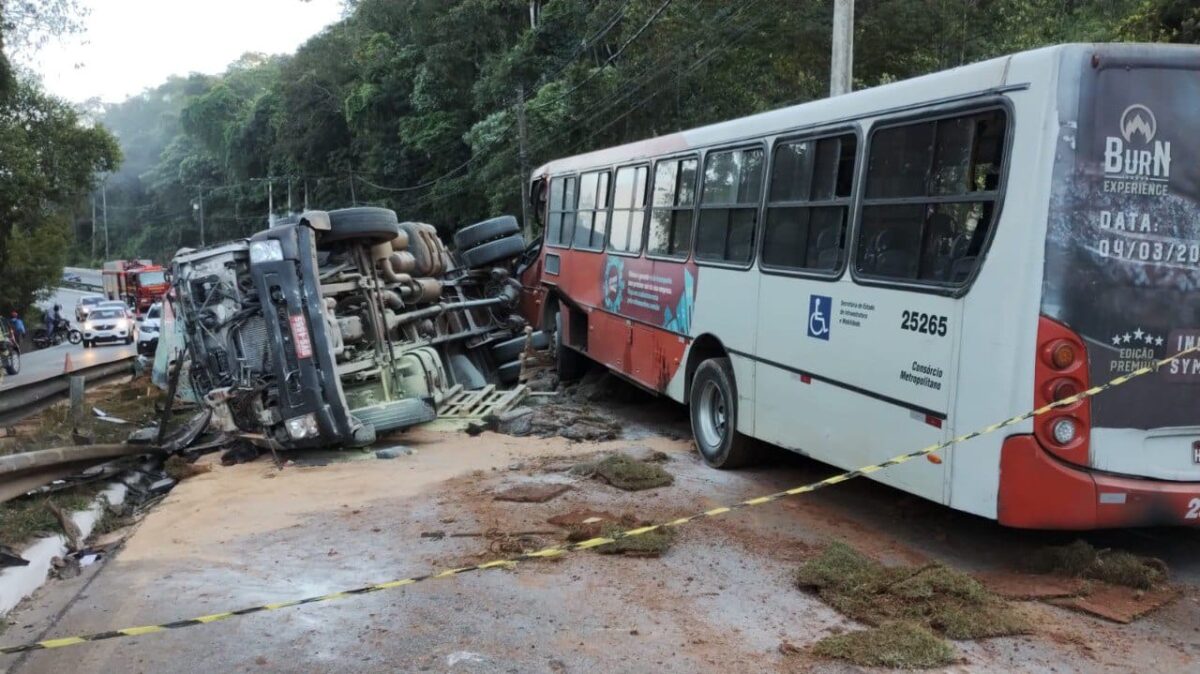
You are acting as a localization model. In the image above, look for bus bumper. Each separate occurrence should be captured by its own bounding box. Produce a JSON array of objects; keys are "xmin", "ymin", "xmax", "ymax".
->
[{"xmin": 998, "ymin": 435, "xmax": 1200, "ymax": 529}]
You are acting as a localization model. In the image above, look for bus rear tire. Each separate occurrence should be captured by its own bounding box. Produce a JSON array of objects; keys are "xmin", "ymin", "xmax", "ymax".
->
[{"xmin": 690, "ymin": 357, "xmax": 757, "ymax": 469}]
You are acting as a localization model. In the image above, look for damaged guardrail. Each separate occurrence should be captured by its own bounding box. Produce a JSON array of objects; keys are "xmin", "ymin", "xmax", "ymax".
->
[{"xmin": 0, "ymin": 357, "xmax": 137, "ymax": 425}]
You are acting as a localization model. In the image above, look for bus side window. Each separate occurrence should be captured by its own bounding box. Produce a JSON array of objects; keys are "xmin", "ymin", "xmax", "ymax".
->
[
  {"xmin": 696, "ymin": 148, "xmax": 764, "ymax": 265},
  {"xmin": 573, "ymin": 170, "xmax": 610, "ymax": 251},
  {"xmin": 608, "ymin": 165, "xmax": 649, "ymax": 254},
  {"xmin": 547, "ymin": 176, "xmax": 577, "ymax": 247},
  {"xmin": 856, "ymin": 109, "xmax": 1007, "ymax": 286},
  {"xmin": 647, "ymin": 157, "xmax": 698, "ymax": 259},
  {"xmin": 762, "ymin": 133, "xmax": 857, "ymax": 272}
]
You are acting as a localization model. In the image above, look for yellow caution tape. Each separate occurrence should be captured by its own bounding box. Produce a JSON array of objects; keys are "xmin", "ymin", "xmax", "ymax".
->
[{"xmin": 3, "ymin": 346, "xmax": 1195, "ymax": 656}]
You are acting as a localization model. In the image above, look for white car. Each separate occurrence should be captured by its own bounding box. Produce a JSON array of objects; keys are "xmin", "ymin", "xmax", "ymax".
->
[
  {"xmin": 75, "ymin": 295, "xmax": 104, "ymax": 322},
  {"xmin": 82, "ymin": 307, "xmax": 134, "ymax": 348},
  {"xmin": 136, "ymin": 302, "xmax": 162, "ymax": 356}
]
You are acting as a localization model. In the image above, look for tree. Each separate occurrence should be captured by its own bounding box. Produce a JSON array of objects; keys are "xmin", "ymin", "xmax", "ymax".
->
[{"xmin": 0, "ymin": 79, "xmax": 120, "ymax": 311}]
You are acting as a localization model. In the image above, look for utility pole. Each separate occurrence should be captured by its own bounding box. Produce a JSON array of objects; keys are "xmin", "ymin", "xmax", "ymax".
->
[
  {"xmin": 528, "ymin": 0, "xmax": 539, "ymax": 29},
  {"xmin": 515, "ymin": 85, "xmax": 532, "ymax": 240},
  {"xmin": 830, "ymin": 0, "xmax": 854, "ymax": 97},
  {"xmin": 90, "ymin": 196, "xmax": 97, "ymax": 261},
  {"xmin": 304, "ymin": 179, "xmax": 309, "ymax": 211},
  {"xmin": 267, "ymin": 178, "xmax": 274, "ymax": 226},
  {"xmin": 101, "ymin": 180, "xmax": 109, "ymax": 259},
  {"xmin": 287, "ymin": 177, "xmax": 293, "ymax": 213},
  {"xmin": 349, "ymin": 173, "xmax": 357, "ymax": 206}
]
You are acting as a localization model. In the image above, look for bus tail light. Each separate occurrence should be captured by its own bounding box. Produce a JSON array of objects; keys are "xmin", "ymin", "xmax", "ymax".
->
[{"xmin": 1035, "ymin": 316, "xmax": 1091, "ymax": 465}]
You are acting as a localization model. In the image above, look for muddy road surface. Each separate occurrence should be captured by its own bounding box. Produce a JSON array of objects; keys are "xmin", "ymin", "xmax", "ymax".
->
[{"xmin": 3, "ymin": 381, "xmax": 1199, "ymax": 673}]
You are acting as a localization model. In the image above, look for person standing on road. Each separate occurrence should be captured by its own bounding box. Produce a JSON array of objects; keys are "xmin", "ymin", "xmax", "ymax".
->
[{"xmin": 10, "ymin": 311, "xmax": 26, "ymax": 348}]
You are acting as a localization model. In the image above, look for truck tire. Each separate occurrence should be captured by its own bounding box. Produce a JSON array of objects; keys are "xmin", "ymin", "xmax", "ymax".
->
[
  {"xmin": 497, "ymin": 359, "xmax": 522, "ymax": 385},
  {"xmin": 460, "ymin": 234, "xmax": 525, "ymax": 269},
  {"xmin": 321, "ymin": 207, "xmax": 401, "ymax": 243},
  {"xmin": 454, "ymin": 215, "xmax": 520, "ymax": 251},
  {"xmin": 491, "ymin": 331, "xmax": 549, "ymax": 364},
  {"xmin": 689, "ymin": 357, "xmax": 759, "ymax": 469}
]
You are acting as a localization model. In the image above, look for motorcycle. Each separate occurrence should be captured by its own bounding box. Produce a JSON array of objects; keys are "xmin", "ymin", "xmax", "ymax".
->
[{"xmin": 31, "ymin": 317, "xmax": 82, "ymax": 349}]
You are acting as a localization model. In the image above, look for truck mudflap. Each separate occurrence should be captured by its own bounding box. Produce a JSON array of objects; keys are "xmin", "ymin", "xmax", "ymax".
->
[
  {"xmin": 248, "ymin": 225, "xmax": 358, "ymax": 447},
  {"xmin": 998, "ymin": 435, "xmax": 1200, "ymax": 529}
]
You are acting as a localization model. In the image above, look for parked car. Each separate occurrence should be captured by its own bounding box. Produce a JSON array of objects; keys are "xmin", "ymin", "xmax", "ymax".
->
[
  {"xmin": 136, "ymin": 302, "xmax": 162, "ymax": 356},
  {"xmin": 81, "ymin": 307, "xmax": 134, "ymax": 347},
  {"xmin": 170, "ymin": 207, "xmax": 530, "ymax": 450},
  {"xmin": 75, "ymin": 295, "xmax": 104, "ymax": 322}
]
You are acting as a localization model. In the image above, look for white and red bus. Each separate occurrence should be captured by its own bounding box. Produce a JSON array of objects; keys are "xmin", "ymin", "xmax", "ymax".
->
[{"xmin": 517, "ymin": 43, "xmax": 1200, "ymax": 529}]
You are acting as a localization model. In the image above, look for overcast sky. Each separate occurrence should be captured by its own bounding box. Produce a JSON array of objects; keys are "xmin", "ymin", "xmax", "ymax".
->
[{"xmin": 26, "ymin": 0, "xmax": 345, "ymax": 103}]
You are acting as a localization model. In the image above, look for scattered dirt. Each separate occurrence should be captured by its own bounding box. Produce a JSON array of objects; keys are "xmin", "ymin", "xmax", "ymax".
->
[
  {"xmin": 595, "ymin": 522, "xmax": 675, "ymax": 557},
  {"xmin": 591, "ymin": 452, "xmax": 674, "ymax": 491},
  {"xmin": 796, "ymin": 541, "xmax": 1029, "ymax": 665},
  {"xmin": 547, "ymin": 509, "xmax": 620, "ymax": 540},
  {"xmin": 1029, "ymin": 540, "xmax": 1168, "ymax": 590},
  {"xmin": 1047, "ymin": 583, "xmax": 1181, "ymax": 624},
  {"xmin": 116, "ymin": 427, "xmax": 688, "ymax": 564},
  {"xmin": 810, "ymin": 621, "xmax": 957, "ymax": 669},
  {"xmin": 976, "ymin": 571, "xmax": 1089, "ymax": 599},
  {"xmin": 164, "ymin": 455, "xmax": 212, "ymax": 481},
  {"xmin": 492, "ymin": 482, "xmax": 571, "ymax": 503}
]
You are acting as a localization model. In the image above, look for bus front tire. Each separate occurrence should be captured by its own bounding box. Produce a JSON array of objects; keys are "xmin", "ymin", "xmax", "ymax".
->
[{"xmin": 690, "ymin": 357, "xmax": 757, "ymax": 469}]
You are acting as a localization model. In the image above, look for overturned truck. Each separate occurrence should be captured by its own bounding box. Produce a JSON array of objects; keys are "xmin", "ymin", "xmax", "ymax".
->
[{"xmin": 169, "ymin": 208, "xmax": 535, "ymax": 449}]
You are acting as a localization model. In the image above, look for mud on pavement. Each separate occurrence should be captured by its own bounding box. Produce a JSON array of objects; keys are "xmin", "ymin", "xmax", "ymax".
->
[{"xmin": 3, "ymin": 384, "xmax": 1200, "ymax": 673}]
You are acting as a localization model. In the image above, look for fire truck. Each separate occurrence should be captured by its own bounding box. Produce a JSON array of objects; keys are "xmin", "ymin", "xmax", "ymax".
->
[{"xmin": 102, "ymin": 260, "xmax": 170, "ymax": 314}]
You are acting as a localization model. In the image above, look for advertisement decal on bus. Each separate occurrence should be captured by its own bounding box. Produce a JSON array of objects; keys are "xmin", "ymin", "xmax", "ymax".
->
[{"xmin": 1043, "ymin": 59, "xmax": 1200, "ymax": 430}]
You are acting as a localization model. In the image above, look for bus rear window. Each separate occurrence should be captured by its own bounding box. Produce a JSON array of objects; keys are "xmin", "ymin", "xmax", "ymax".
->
[{"xmin": 857, "ymin": 109, "xmax": 1006, "ymax": 286}]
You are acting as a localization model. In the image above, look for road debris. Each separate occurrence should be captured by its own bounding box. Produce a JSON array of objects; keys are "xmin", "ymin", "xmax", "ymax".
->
[
  {"xmin": 1029, "ymin": 540, "xmax": 1168, "ymax": 590},
  {"xmin": 0, "ymin": 544, "xmax": 30, "ymax": 567},
  {"xmin": 492, "ymin": 482, "xmax": 571, "ymax": 503},
  {"xmin": 90, "ymin": 408, "xmax": 129, "ymax": 425},
  {"xmin": 592, "ymin": 453, "xmax": 673, "ymax": 491},
  {"xmin": 797, "ymin": 542, "xmax": 1029, "ymax": 666},
  {"xmin": 809, "ymin": 620, "xmax": 956, "ymax": 669},
  {"xmin": 163, "ymin": 455, "xmax": 211, "ymax": 481},
  {"xmin": 595, "ymin": 521, "xmax": 675, "ymax": 557},
  {"xmin": 375, "ymin": 446, "xmax": 414, "ymax": 460},
  {"xmin": 547, "ymin": 509, "xmax": 619, "ymax": 540},
  {"xmin": 1046, "ymin": 583, "xmax": 1180, "ymax": 624}
]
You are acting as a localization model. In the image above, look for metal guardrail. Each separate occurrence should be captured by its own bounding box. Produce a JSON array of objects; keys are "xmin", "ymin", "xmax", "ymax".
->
[{"xmin": 0, "ymin": 357, "xmax": 137, "ymax": 425}]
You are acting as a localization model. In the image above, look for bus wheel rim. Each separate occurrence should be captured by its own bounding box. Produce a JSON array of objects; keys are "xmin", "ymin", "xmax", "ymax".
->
[{"xmin": 698, "ymin": 380, "xmax": 727, "ymax": 450}]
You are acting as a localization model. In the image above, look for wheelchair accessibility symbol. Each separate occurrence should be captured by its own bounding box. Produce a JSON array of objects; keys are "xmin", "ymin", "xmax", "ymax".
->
[{"xmin": 807, "ymin": 295, "xmax": 831, "ymax": 341}]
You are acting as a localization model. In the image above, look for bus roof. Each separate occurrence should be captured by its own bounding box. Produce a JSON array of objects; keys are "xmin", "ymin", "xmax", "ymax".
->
[{"xmin": 532, "ymin": 43, "xmax": 1188, "ymax": 178}]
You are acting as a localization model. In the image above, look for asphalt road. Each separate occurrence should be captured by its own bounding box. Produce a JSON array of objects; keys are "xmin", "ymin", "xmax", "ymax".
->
[
  {"xmin": 62, "ymin": 267, "xmax": 102, "ymax": 289},
  {"xmin": 0, "ymin": 286, "xmax": 135, "ymax": 391}
]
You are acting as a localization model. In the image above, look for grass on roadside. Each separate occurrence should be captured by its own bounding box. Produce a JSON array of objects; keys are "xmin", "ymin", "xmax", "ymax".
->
[
  {"xmin": 796, "ymin": 542, "xmax": 1029, "ymax": 667},
  {"xmin": 595, "ymin": 522, "xmax": 675, "ymax": 557},
  {"xmin": 0, "ymin": 484, "xmax": 103, "ymax": 548},
  {"xmin": 812, "ymin": 621, "xmax": 956, "ymax": 669},
  {"xmin": 592, "ymin": 453, "xmax": 673, "ymax": 491},
  {"xmin": 1028, "ymin": 540, "xmax": 1167, "ymax": 590},
  {"xmin": 1, "ymin": 378, "xmax": 162, "ymax": 457}
]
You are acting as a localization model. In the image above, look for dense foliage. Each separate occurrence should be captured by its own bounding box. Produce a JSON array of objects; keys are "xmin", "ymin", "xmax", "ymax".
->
[
  {"xmin": 66, "ymin": 0, "xmax": 1200, "ymax": 263},
  {"xmin": 1, "ymin": 0, "xmax": 119, "ymax": 313}
]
